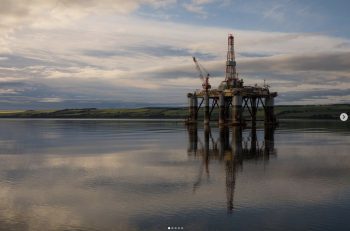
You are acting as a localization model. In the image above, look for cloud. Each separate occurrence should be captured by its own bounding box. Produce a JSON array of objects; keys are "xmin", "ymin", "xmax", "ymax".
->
[
  {"xmin": 182, "ymin": 0, "xmax": 214, "ymax": 17},
  {"xmin": 235, "ymin": 0, "xmax": 324, "ymax": 30},
  {"xmin": 82, "ymin": 45, "xmax": 215, "ymax": 59},
  {"xmin": 38, "ymin": 97, "xmax": 63, "ymax": 103},
  {"xmin": 239, "ymin": 52, "xmax": 350, "ymax": 72},
  {"xmin": 0, "ymin": 54, "xmax": 54, "ymax": 68},
  {"xmin": 0, "ymin": 0, "xmax": 177, "ymax": 45},
  {"xmin": 0, "ymin": 1, "xmax": 349, "ymax": 108},
  {"xmin": 183, "ymin": 3, "xmax": 206, "ymax": 16},
  {"xmin": 0, "ymin": 77, "xmax": 27, "ymax": 83},
  {"xmin": 277, "ymin": 89, "xmax": 350, "ymax": 104},
  {"xmin": 262, "ymin": 0, "xmax": 294, "ymax": 22},
  {"xmin": 0, "ymin": 88, "xmax": 18, "ymax": 94}
]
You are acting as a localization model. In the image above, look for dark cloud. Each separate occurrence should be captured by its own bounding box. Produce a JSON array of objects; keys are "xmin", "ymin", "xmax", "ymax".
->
[
  {"xmin": 134, "ymin": 45, "xmax": 216, "ymax": 59},
  {"xmin": 238, "ymin": 52, "xmax": 275, "ymax": 58},
  {"xmin": 0, "ymin": 54, "xmax": 53, "ymax": 68},
  {"xmin": 0, "ymin": 97, "xmax": 156, "ymax": 110},
  {"xmin": 1, "ymin": 50, "xmax": 349, "ymax": 108},
  {"xmin": 240, "ymin": 52, "xmax": 350, "ymax": 72},
  {"xmin": 82, "ymin": 49, "xmax": 130, "ymax": 57},
  {"xmin": 0, "ymin": 54, "xmax": 95, "ymax": 69},
  {"xmin": 0, "ymin": 78, "xmax": 186, "ymax": 109},
  {"xmin": 277, "ymin": 89, "xmax": 350, "ymax": 103},
  {"xmin": 136, "ymin": 50, "xmax": 350, "ymax": 83},
  {"xmin": 285, "ymin": 52, "xmax": 350, "ymax": 72},
  {"xmin": 0, "ymin": 0, "xmax": 30, "ymax": 16},
  {"xmin": 82, "ymin": 45, "xmax": 216, "ymax": 59},
  {"xmin": 142, "ymin": 60, "xmax": 224, "ymax": 80}
]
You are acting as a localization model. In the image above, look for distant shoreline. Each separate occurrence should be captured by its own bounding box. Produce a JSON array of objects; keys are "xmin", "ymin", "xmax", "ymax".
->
[{"xmin": 0, "ymin": 104, "xmax": 348, "ymax": 120}]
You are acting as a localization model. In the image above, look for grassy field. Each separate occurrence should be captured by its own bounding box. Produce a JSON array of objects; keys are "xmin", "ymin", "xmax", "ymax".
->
[{"xmin": 0, "ymin": 104, "xmax": 348, "ymax": 119}]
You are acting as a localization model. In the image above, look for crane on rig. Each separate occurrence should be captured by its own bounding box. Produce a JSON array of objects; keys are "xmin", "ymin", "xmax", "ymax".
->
[{"xmin": 192, "ymin": 56, "xmax": 211, "ymax": 91}]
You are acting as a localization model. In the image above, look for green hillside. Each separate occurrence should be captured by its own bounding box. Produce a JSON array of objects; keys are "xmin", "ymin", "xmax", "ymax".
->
[{"xmin": 0, "ymin": 104, "xmax": 349, "ymax": 120}]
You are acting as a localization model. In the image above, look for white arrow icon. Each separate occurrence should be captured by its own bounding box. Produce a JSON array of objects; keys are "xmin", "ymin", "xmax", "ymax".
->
[{"xmin": 340, "ymin": 113, "xmax": 348, "ymax": 122}]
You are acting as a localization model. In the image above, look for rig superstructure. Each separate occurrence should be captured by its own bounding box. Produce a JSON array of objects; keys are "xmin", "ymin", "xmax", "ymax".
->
[{"xmin": 187, "ymin": 34, "xmax": 278, "ymax": 126}]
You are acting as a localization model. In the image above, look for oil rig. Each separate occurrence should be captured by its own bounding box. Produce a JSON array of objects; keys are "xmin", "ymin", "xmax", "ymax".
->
[{"xmin": 187, "ymin": 34, "xmax": 277, "ymax": 126}]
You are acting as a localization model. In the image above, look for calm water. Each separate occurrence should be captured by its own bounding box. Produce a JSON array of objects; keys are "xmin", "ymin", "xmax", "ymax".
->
[{"xmin": 0, "ymin": 119, "xmax": 349, "ymax": 231}]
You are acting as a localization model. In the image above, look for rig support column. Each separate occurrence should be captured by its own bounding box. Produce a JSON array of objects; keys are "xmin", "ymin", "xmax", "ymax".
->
[
  {"xmin": 264, "ymin": 96, "xmax": 275, "ymax": 125},
  {"xmin": 204, "ymin": 93, "xmax": 210, "ymax": 124},
  {"xmin": 219, "ymin": 93, "xmax": 225, "ymax": 125},
  {"xmin": 232, "ymin": 95, "xmax": 242, "ymax": 125},
  {"xmin": 187, "ymin": 93, "xmax": 194, "ymax": 123},
  {"xmin": 192, "ymin": 94, "xmax": 198, "ymax": 122},
  {"xmin": 225, "ymin": 100, "xmax": 230, "ymax": 121},
  {"xmin": 251, "ymin": 97, "xmax": 257, "ymax": 127}
]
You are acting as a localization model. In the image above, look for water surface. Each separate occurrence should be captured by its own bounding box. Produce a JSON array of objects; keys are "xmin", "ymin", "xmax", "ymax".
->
[{"xmin": 0, "ymin": 119, "xmax": 349, "ymax": 231}]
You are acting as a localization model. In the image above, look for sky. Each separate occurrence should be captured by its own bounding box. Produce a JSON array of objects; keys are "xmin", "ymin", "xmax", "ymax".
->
[{"xmin": 0, "ymin": 0, "xmax": 350, "ymax": 109}]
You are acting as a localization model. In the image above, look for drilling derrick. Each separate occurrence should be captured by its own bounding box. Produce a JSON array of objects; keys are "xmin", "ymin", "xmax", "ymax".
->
[{"xmin": 225, "ymin": 34, "xmax": 241, "ymax": 88}]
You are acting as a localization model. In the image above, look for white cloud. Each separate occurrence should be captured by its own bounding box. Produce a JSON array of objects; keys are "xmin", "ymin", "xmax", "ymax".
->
[
  {"xmin": 38, "ymin": 97, "xmax": 63, "ymax": 103},
  {"xmin": 0, "ymin": 76, "xmax": 27, "ymax": 82},
  {"xmin": 182, "ymin": 0, "xmax": 214, "ymax": 16},
  {"xmin": 183, "ymin": 3, "xmax": 207, "ymax": 16},
  {"xmin": 0, "ymin": 0, "xmax": 177, "ymax": 42},
  {"xmin": 0, "ymin": 88, "xmax": 18, "ymax": 94}
]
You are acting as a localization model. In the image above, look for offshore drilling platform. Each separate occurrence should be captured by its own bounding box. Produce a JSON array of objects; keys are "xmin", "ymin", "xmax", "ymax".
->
[{"xmin": 187, "ymin": 34, "xmax": 277, "ymax": 126}]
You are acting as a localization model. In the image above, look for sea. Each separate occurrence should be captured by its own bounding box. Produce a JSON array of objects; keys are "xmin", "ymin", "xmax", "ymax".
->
[{"xmin": 0, "ymin": 119, "xmax": 349, "ymax": 231}]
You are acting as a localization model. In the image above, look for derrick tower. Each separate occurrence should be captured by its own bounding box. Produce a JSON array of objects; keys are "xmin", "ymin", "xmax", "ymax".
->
[{"xmin": 225, "ymin": 34, "xmax": 238, "ymax": 88}]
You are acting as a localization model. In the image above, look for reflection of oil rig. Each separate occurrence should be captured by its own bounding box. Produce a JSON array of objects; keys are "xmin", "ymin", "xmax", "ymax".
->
[
  {"xmin": 187, "ymin": 125, "xmax": 276, "ymax": 213},
  {"xmin": 187, "ymin": 34, "xmax": 278, "ymax": 126}
]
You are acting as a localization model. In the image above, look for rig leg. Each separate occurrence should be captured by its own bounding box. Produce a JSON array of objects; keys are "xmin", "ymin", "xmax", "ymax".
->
[
  {"xmin": 187, "ymin": 93, "xmax": 194, "ymax": 123},
  {"xmin": 192, "ymin": 95, "xmax": 198, "ymax": 122},
  {"xmin": 225, "ymin": 99, "xmax": 230, "ymax": 121},
  {"xmin": 251, "ymin": 97, "xmax": 257, "ymax": 127},
  {"xmin": 264, "ymin": 96, "xmax": 275, "ymax": 125},
  {"xmin": 232, "ymin": 95, "xmax": 242, "ymax": 125},
  {"xmin": 219, "ymin": 93, "xmax": 225, "ymax": 125},
  {"xmin": 204, "ymin": 93, "xmax": 210, "ymax": 125}
]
